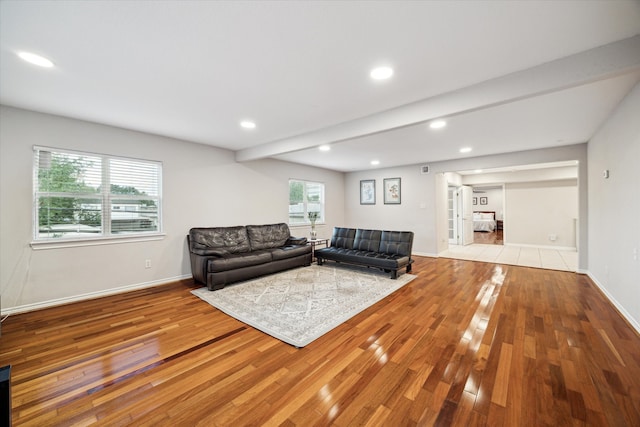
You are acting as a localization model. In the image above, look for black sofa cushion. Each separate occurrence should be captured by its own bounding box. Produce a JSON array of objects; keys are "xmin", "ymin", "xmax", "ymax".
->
[
  {"xmin": 208, "ymin": 250, "xmax": 272, "ymax": 273},
  {"xmin": 330, "ymin": 227, "xmax": 356, "ymax": 249},
  {"xmin": 189, "ymin": 226, "xmax": 251, "ymax": 255},
  {"xmin": 379, "ymin": 230, "xmax": 413, "ymax": 256},
  {"xmin": 271, "ymin": 245, "xmax": 313, "ymax": 261},
  {"xmin": 247, "ymin": 223, "xmax": 290, "ymax": 250},
  {"xmin": 315, "ymin": 248, "xmax": 408, "ymax": 270},
  {"xmin": 353, "ymin": 229, "xmax": 382, "ymax": 252}
]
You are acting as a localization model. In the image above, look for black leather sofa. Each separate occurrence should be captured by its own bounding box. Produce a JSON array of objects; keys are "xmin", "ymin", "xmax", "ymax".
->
[
  {"xmin": 315, "ymin": 227, "xmax": 414, "ymax": 279},
  {"xmin": 188, "ymin": 223, "xmax": 311, "ymax": 290}
]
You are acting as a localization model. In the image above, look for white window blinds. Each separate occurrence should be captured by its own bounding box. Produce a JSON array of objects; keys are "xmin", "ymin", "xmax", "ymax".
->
[{"xmin": 33, "ymin": 146, "xmax": 162, "ymax": 241}]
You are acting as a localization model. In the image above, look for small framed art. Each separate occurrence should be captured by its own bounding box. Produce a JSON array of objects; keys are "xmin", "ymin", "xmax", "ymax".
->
[
  {"xmin": 360, "ymin": 180, "xmax": 375, "ymax": 205},
  {"xmin": 383, "ymin": 177, "xmax": 401, "ymax": 204},
  {"xmin": 480, "ymin": 197, "xmax": 488, "ymax": 205},
  {"xmin": 473, "ymin": 197, "xmax": 477, "ymax": 205}
]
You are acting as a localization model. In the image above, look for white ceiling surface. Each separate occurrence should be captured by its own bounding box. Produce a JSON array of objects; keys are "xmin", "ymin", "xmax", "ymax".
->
[
  {"xmin": 457, "ymin": 161, "xmax": 579, "ymax": 176},
  {"xmin": 1, "ymin": 1, "xmax": 640, "ymax": 172}
]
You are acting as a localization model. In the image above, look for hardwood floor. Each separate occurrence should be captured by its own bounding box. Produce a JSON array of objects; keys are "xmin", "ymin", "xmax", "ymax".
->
[
  {"xmin": 473, "ymin": 230, "xmax": 503, "ymax": 245},
  {"xmin": 1, "ymin": 257, "xmax": 639, "ymax": 426}
]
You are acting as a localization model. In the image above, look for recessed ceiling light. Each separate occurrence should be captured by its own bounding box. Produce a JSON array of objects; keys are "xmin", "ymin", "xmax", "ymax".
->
[
  {"xmin": 429, "ymin": 120, "xmax": 447, "ymax": 129},
  {"xmin": 17, "ymin": 51, "xmax": 54, "ymax": 68},
  {"xmin": 459, "ymin": 147, "xmax": 472, "ymax": 153},
  {"xmin": 240, "ymin": 120, "xmax": 256, "ymax": 129},
  {"xmin": 318, "ymin": 145, "xmax": 331, "ymax": 152},
  {"xmin": 474, "ymin": 169, "xmax": 483, "ymax": 173},
  {"xmin": 371, "ymin": 160, "xmax": 380, "ymax": 166},
  {"xmin": 370, "ymin": 66, "xmax": 393, "ymax": 80}
]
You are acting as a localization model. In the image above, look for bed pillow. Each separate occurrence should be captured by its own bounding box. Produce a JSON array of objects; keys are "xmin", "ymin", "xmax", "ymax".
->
[
  {"xmin": 480, "ymin": 213, "xmax": 494, "ymax": 220},
  {"xmin": 473, "ymin": 213, "xmax": 481, "ymax": 220}
]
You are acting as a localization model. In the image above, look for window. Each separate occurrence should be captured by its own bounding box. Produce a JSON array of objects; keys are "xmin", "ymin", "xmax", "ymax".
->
[
  {"xmin": 33, "ymin": 146, "xmax": 162, "ymax": 241},
  {"xmin": 288, "ymin": 179, "xmax": 324, "ymax": 225}
]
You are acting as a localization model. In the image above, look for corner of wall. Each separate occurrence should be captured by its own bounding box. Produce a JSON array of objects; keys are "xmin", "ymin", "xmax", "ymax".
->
[{"xmin": 585, "ymin": 270, "xmax": 640, "ymax": 336}]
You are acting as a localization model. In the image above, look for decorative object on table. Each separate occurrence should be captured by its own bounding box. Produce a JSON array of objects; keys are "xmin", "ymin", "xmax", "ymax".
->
[
  {"xmin": 191, "ymin": 264, "xmax": 416, "ymax": 347},
  {"xmin": 480, "ymin": 196, "xmax": 488, "ymax": 205},
  {"xmin": 308, "ymin": 211, "xmax": 319, "ymax": 239},
  {"xmin": 383, "ymin": 177, "xmax": 401, "ymax": 204},
  {"xmin": 360, "ymin": 179, "xmax": 375, "ymax": 205}
]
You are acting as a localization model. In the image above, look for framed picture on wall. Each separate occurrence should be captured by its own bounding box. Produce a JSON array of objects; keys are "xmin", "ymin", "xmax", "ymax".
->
[
  {"xmin": 473, "ymin": 197, "xmax": 477, "ymax": 205},
  {"xmin": 383, "ymin": 177, "xmax": 401, "ymax": 204},
  {"xmin": 360, "ymin": 180, "xmax": 376, "ymax": 205},
  {"xmin": 480, "ymin": 197, "xmax": 488, "ymax": 205}
]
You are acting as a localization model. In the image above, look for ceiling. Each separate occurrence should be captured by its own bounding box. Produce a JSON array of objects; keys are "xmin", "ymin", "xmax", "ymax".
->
[
  {"xmin": 1, "ymin": 1, "xmax": 639, "ymax": 172},
  {"xmin": 457, "ymin": 161, "xmax": 579, "ymax": 176}
]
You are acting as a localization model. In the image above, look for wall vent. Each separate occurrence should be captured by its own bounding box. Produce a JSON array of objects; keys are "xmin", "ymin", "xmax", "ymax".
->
[{"xmin": 420, "ymin": 165, "xmax": 430, "ymax": 174}]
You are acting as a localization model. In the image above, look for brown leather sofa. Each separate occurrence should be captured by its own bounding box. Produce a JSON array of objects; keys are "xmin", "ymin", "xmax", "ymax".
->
[
  {"xmin": 188, "ymin": 223, "xmax": 311, "ymax": 290},
  {"xmin": 315, "ymin": 227, "xmax": 414, "ymax": 279}
]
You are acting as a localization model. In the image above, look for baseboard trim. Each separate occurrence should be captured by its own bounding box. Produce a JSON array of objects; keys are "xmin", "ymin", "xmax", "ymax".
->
[
  {"xmin": 1, "ymin": 274, "xmax": 193, "ymax": 316},
  {"xmin": 504, "ymin": 243, "xmax": 577, "ymax": 251},
  {"xmin": 413, "ymin": 251, "xmax": 438, "ymax": 258},
  {"xmin": 586, "ymin": 270, "xmax": 640, "ymax": 336}
]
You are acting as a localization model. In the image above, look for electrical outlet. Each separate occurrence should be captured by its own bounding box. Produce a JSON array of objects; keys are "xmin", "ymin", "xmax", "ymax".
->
[{"xmin": 145, "ymin": 259, "xmax": 151, "ymax": 269}]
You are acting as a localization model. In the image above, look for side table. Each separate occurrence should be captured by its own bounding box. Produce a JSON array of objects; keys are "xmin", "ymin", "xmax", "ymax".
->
[{"xmin": 308, "ymin": 238, "xmax": 329, "ymax": 262}]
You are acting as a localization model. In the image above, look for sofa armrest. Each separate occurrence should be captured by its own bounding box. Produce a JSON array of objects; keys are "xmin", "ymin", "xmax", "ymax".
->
[{"xmin": 286, "ymin": 236, "xmax": 308, "ymax": 246}]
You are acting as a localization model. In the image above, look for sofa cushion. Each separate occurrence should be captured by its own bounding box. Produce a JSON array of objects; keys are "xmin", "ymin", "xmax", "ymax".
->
[
  {"xmin": 379, "ymin": 231, "xmax": 414, "ymax": 256},
  {"xmin": 330, "ymin": 227, "xmax": 356, "ymax": 249},
  {"xmin": 271, "ymin": 244, "xmax": 312, "ymax": 261},
  {"xmin": 315, "ymin": 247, "xmax": 409, "ymax": 269},
  {"xmin": 189, "ymin": 226, "xmax": 251, "ymax": 255},
  {"xmin": 286, "ymin": 236, "xmax": 308, "ymax": 246},
  {"xmin": 247, "ymin": 223, "xmax": 290, "ymax": 250},
  {"xmin": 208, "ymin": 250, "xmax": 272, "ymax": 273},
  {"xmin": 354, "ymin": 229, "xmax": 382, "ymax": 252}
]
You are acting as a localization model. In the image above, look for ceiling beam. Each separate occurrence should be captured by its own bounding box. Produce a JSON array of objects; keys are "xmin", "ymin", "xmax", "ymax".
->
[{"xmin": 235, "ymin": 35, "xmax": 640, "ymax": 163}]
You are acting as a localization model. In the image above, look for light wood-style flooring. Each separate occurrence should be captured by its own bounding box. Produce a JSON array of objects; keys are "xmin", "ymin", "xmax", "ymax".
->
[{"xmin": 1, "ymin": 256, "xmax": 639, "ymax": 426}]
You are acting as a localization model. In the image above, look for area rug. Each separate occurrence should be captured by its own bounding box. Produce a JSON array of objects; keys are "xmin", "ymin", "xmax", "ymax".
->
[{"xmin": 191, "ymin": 265, "xmax": 416, "ymax": 347}]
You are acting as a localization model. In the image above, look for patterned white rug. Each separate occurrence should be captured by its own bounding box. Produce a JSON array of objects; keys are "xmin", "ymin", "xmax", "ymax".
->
[{"xmin": 191, "ymin": 264, "xmax": 416, "ymax": 347}]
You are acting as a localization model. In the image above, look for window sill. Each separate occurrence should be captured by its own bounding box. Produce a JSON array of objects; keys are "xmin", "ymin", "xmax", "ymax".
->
[{"xmin": 30, "ymin": 233, "xmax": 166, "ymax": 250}]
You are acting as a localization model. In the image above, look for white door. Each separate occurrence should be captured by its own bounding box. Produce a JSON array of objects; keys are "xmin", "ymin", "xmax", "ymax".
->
[
  {"xmin": 461, "ymin": 185, "xmax": 474, "ymax": 245},
  {"xmin": 448, "ymin": 187, "xmax": 459, "ymax": 244}
]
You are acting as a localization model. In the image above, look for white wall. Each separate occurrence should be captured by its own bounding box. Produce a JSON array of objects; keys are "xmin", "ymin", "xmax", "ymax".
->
[
  {"xmin": 345, "ymin": 167, "xmax": 438, "ymax": 256},
  {"xmin": 505, "ymin": 180, "xmax": 578, "ymax": 248},
  {"xmin": 0, "ymin": 106, "xmax": 344, "ymax": 312},
  {"xmin": 587, "ymin": 83, "xmax": 640, "ymax": 331}
]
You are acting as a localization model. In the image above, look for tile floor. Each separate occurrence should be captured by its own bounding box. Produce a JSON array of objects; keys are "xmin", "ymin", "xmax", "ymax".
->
[{"xmin": 439, "ymin": 244, "xmax": 578, "ymax": 272}]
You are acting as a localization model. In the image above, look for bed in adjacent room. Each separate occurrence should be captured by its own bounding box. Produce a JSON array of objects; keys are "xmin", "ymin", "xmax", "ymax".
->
[{"xmin": 473, "ymin": 211, "xmax": 496, "ymax": 232}]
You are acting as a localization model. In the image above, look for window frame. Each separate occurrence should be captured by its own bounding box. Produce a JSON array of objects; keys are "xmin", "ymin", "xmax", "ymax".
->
[
  {"xmin": 288, "ymin": 179, "xmax": 325, "ymax": 226},
  {"xmin": 32, "ymin": 146, "xmax": 164, "ymax": 248}
]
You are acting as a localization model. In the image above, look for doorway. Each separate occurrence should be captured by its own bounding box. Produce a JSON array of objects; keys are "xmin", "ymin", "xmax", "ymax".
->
[
  {"xmin": 438, "ymin": 161, "xmax": 581, "ymax": 272},
  {"xmin": 472, "ymin": 185, "xmax": 504, "ymax": 245},
  {"xmin": 447, "ymin": 185, "xmax": 474, "ymax": 246}
]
